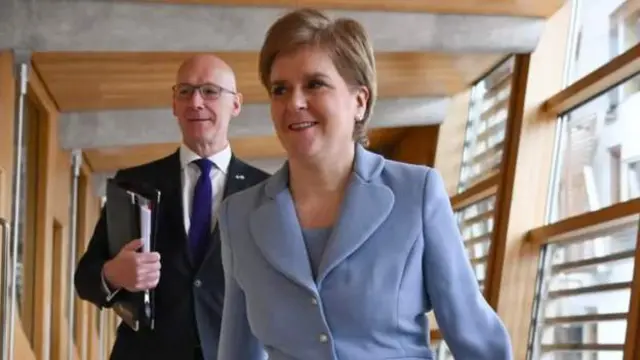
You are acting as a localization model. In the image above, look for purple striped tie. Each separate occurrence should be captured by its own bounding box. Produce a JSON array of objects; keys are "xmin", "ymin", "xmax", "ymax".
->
[{"xmin": 189, "ymin": 158, "xmax": 213, "ymax": 264}]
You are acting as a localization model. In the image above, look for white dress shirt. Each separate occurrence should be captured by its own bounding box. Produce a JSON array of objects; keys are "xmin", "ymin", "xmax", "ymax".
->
[
  {"xmin": 102, "ymin": 143, "xmax": 232, "ymax": 299},
  {"xmin": 179, "ymin": 143, "xmax": 231, "ymax": 233}
]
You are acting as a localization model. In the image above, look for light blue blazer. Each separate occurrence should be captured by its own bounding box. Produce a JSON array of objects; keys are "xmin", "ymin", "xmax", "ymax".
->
[{"xmin": 217, "ymin": 144, "xmax": 512, "ymax": 360}]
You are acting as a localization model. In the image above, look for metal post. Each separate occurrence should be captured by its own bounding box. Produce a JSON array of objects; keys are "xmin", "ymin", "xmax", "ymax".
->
[
  {"xmin": 6, "ymin": 49, "xmax": 30, "ymax": 360},
  {"xmin": 67, "ymin": 149, "xmax": 82, "ymax": 360}
]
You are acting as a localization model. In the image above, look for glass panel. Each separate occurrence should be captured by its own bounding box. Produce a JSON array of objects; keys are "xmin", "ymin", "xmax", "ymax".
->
[
  {"xmin": 541, "ymin": 351, "xmax": 623, "ymax": 360},
  {"xmin": 468, "ymin": 239, "xmax": 492, "ymax": 262},
  {"xmin": 627, "ymin": 161, "xmax": 640, "ymax": 198},
  {"xmin": 548, "ymin": 257, "xmax": 634, "ymax": 291},
  {"xmin": 550, "ymin": 72, "xmax": 640, "ymax": 222},
  {"xmin": 458, "ymin": 57, "xmax": 514, "ymax": 192},
  {"xmin": 542, "ymin": 320, "xmax": 627, "ymax": 345},
  {"xmin": 545, "ymin": 288, "xmax": 631, "ymax": 317},
  {"xmin": 550, "ymin": 227, "xmax": 637, "ymax": 266},
  {"xmin": 530, "ymin": 218, "xmax": 638, "ymax": 359},
  {"xmin": 569, "ymin": 0, "xmax": 640, "ymax": 84},
  {"xmin": 471, "ymin": 262, "xmax": 487, "ymax": 283},
  {"xmin": 455, "ymin": 195, "xmax": 496, "ymax": 285}
]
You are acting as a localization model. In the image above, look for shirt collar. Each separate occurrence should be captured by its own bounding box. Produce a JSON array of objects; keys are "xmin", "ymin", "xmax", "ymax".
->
[{"xmin": 179, "ymin": 143, "xmax": 232, "ymax": 174}]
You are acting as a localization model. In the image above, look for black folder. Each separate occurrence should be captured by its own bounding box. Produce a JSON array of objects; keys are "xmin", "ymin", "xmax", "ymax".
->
[{"xmin": 105, "ymin": 178, "xmax": 161, "ymax": 331}]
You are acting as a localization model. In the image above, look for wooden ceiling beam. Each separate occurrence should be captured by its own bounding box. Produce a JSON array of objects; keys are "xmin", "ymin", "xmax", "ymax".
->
[
  {"xmin": 32, "ymin": 51, "xmax": 504, "ymax": 111},
  {"xmin": 137, "ymin": 0, "xmax": 566, "ymax": 18}
]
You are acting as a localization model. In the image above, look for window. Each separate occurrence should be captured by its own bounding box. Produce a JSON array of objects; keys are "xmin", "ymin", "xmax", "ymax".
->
[
  {"xmin": 609, "ymin": 146, "xmax": 622, "ymax": 204},
  {"xmin": 455, "ymin": 195, "xmax": 496, "ymax": 291},
  {"xmin": 528, "ymin": 5, "xmax": 640, "ymax": 356},
  {"xmin": 530, "ymin": 217, "xmax": 638, "ymax": 360},
  {"xmin": 458, "ymin": 57, "xmax": 514, "ymax": 192},
  {"xmin": 569, "ymin": 0, "xmax": 640, "ymax": 85},
  {"xmin": 550, "ymin": 72, "xmax": 640, "ymax": 222},
  {"xmin": 625, "ymin": 160, "xmax": 640, "ymax": 199},
  {"xmin": 610, "ymin": 5, "xmax": 640, "ymax": 57}
]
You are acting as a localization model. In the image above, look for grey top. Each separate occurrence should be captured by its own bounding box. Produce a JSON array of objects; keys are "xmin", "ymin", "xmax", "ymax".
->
[{"xmin": 301, "ymin": 227, "xmax": 333, "ymax": 279}]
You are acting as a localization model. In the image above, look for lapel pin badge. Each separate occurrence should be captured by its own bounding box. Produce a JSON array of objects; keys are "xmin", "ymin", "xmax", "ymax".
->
[{"xmin": 235, "ymin": 174, "xmax": 245, "ymax": 180}]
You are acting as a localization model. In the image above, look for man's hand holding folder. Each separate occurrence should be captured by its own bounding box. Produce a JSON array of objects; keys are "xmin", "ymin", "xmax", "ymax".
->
[
  {"xmin": 103, "ymin": 238, "xmax": 161, "ymax": 292},
  {"xmin": 104, "ymin": 178, "xmax": 161, "ymax": 331}
]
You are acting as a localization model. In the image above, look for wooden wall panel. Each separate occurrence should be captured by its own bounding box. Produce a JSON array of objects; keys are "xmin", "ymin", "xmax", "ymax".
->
[
  {"xmin": 87, "ymin": 309, "xmax": 101, "ymax": 360},
  {"xmin": 0, "ymin": 52, "xmax": 15, "ymax": 219},
  {"xmin": 49, "ymin": 218, "xmax": 68, "ymax": 360},
  {"xmin": 84, "ymin": 199, "xmax": 103, "ymax": 360},
  {"xmin": 21, "ymin": 100, "xmax": 40, "ymax": 342},
  {"xmin": 50, "ymin": 150, "xmax": 74, "ymax": 360},
  {"xmin": 485, "ymin": 53, "xmax": 531, "ymax": 315},
  {"xmin": 74, "ymin": 167, "xmax": 91, "ymax": 360},
  {"xmin": 84, "ymin": 135, "xmax": 286, "ymax": 172},
  {"xmin": 24, "ymin": 62, "xmax": 85, "ymax": 360},
  {"xmin": 388, "ymin": 125, "xmax": 440, "ymax": 166},
  {"xmin": 0, "ymin": 50, "xmax": 37, "ymax": 360},
  {"xmin": 433, "ymin": 90, "xmax": 471, "ymax": 196},
  {"xmin": 13, "ymin": 320, "xmax": 36, "ymax": 360},
  {"xmin": 366, "ymin": 127, "xmax": 410, "ymax": 155},
  {"xmin": 28, "ymin": 66, "xmax": 59, "ymax": 360},
  {"xmin": 490, "ymin": 3, "xmax": 572, "ymax": 358},
  {"xmin": 84, "ymin": 127, "xmax": 413, "ymax": 172}
]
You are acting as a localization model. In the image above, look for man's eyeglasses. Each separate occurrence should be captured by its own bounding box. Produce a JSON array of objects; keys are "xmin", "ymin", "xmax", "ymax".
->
[{"xmin": 172, "ymin": 83, "xmax": 236, "ymax": 100}]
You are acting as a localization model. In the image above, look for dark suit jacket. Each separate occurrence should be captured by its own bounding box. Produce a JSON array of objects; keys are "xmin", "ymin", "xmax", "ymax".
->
[{"xmin": 74, "ymin": 149, "xmax": 269, "ymax": 360}]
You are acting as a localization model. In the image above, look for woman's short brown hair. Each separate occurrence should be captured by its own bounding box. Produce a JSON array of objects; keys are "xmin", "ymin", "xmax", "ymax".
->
[{"xmin": 258, "ymin": 8, "xmax": 377, "ymax": 146}]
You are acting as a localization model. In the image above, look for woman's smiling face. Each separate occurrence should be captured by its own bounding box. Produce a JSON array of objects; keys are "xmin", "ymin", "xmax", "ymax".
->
[{"xmin": 268, "ymin": 46, "xmax": 368, "ymax": 161}]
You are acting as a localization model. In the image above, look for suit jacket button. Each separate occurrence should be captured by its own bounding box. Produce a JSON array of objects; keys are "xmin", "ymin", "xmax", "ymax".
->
[
  {"xmin": 319, "ymin": 333, "xmax": 328, "ymax": 343},
  {"xmin": 311, "ymin": 298, "xmax": 318, "ymax": 305},
  {"xmin": 194, "ymin": 279, "xmax": 202, "ymax": 287}
]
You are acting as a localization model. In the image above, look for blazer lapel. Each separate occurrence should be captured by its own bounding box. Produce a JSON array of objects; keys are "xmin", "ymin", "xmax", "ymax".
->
[
  {"xmin": 316, "ymin": 146, "xmax": 394, "ymax": 284},
  {"xmin": 247, "ymin": 146, "xmax": 393, "ymax": 290},
  {"xmin": 156, "ymin": 150, "xmax": 192, "ymax": 270},
  {"xmin": 221, "ymin": 155, "xmax": 249, "ymax": 199},
  {"xmin": 198, "ymin": 156, "xmax": 252, "ymax": 271},
  {"xmin": 249, "ymin": 166, "xmax": 317, "ymax": 293}
]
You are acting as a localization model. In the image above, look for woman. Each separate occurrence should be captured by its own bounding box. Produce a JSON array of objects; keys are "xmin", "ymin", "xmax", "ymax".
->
[{"xmin": 217, "ymin": 8, "xmax": 512, "ymax": 360}]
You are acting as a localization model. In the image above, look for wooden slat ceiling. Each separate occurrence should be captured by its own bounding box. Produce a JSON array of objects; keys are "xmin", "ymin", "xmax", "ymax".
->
[
  {"xmin": 32, "ymin": 51, "xmax": 504, "ymax": 111},
  {"xmin": 137, "ymin": 0, "xmax": 566, "ymax": 18},
  {"xmin": 84, "ymin": 128, "xmax": 411, "ymax": 172}
]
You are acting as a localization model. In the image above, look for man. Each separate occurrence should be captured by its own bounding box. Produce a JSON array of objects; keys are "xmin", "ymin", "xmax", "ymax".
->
[{"xmin": 74, "ymin": 54, "xmax": 270, "ymax": 360}]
